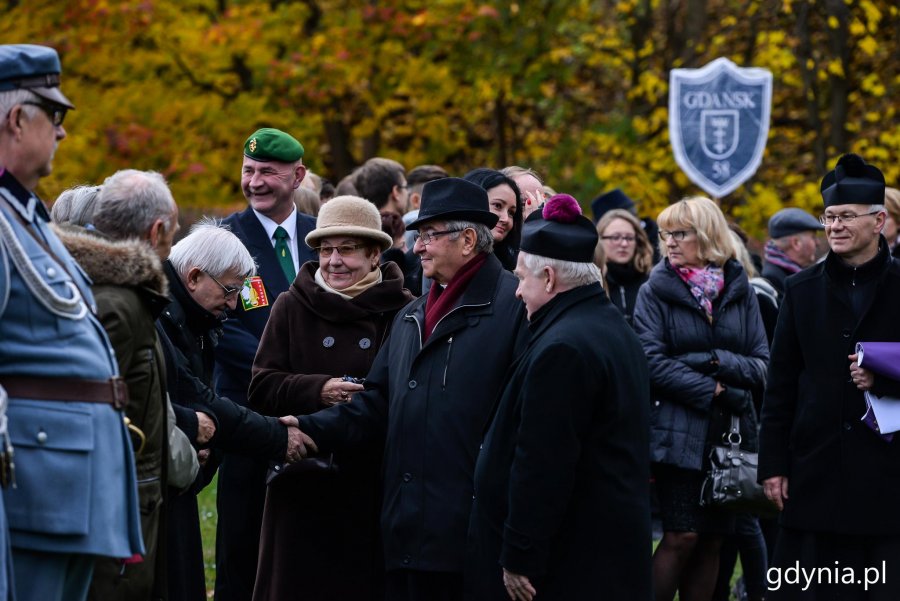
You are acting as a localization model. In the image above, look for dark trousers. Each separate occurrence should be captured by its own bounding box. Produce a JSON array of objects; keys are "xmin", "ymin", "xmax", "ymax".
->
[
  {"xmin": 385, "ymin": 569, "xmax": 463, "ymax": 601},
  {"xmin": 713, "ymin": 513, "xmax": 768, "ymax": 600},
  {"xmin": 767, "ymin": 528, "xmax": 900, "ymax": 601}
]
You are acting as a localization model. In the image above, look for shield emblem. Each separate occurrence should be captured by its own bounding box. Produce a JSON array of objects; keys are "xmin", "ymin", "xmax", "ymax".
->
[{"xmin": 669, "ymin": 58, "xmax": 773, "ymax": 197}]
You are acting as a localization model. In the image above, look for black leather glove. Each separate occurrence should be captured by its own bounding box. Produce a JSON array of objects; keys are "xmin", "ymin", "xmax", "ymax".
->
[
  {"xmin": 678, "ymin": 351, "xmax": 718, "ymax": 375},
  {"xmin": 715, "ymin": 386, "xmax": 751, "ymax": 415}
]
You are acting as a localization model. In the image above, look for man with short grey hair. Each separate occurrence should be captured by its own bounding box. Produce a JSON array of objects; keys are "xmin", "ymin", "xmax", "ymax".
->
[
  {"xmin": 761, "ymin": 207, "xmax": 824, "ymax": 295},
  {"xmin": 466, "ymin": 195, "xmax": 651, "ymax": 600},
  {"xmin": 56, "ymin": 168, "xmax": 187, "ymax": 600},
  {"xmin": 93, "ymin": 169, "xmax": 179, "ymax": 259},
  {"xmin": 159, "ymin": 220, "xmax": 311, "ymax": 601},
  {"xmin": 288, "ymin": 178, "xmax": 528, "ymax": 601},
  {"xmin": 760, "ymin": 154, "xmax": 900, "ymax": 600}
]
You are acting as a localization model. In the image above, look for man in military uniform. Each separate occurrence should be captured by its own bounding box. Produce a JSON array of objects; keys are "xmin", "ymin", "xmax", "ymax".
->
[
  {"xmin": 214, "ymin": 128, "xmax": 317, "ymax": 601},
  {"xmin": 0, "ymin": 44, "xmax": 143, "ymax": 601}
]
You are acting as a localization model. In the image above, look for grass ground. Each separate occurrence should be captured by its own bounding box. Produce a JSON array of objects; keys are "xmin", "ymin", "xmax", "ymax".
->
[
  {"xmin": 198, "ymin": 479, "xmax": 745, "ymax": 599},
  {"xmin": 198, "ymin": 474, "xmax": 218, "ymax": 596}
]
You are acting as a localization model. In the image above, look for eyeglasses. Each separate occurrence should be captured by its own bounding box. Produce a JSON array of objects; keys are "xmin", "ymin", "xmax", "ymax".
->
[
  {"xmin": 818, "ymin": 211, "xmax": 881, "ymax": 226},
  {"xmin": 21, "ymin": 101, "xmax": 67, "ymax": 127},
  {"xmin": 601, "ymin": 234, "xmax": 636, "ymax": 244},
  {"xmin": 414, "ymin": 229, "xmax": 463, "ymax": 245},
  {"xmin": 204, "ymin": 271, "xmax": 241, "ymax": 299},
  {"xmin": 317, "ymin": 243, "xmax": 365, "ymax": 258},
  {"xmin": 658, "ymin": 229, "xmax": 695, "ymax": 242}
]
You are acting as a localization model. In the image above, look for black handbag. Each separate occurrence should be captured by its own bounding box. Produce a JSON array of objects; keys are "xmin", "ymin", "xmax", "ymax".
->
[
  {"xmin": 266, "ymin": 453, "xmax": 339, "ymax": 486},
  {"xmin": 700, "ymin": 414, "xmax": 777, "ymax": 516}
]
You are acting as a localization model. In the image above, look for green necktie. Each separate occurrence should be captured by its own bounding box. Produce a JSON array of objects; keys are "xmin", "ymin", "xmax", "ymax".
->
[{"xmin": 273, "ymin": 226, "xmax": 296, "ymax": 282}]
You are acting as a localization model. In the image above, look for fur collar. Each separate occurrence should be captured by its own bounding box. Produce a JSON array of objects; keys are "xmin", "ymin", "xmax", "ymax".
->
[{"xmin": 53, "ymin": 224, "xmax": 168, "ymax": 297}]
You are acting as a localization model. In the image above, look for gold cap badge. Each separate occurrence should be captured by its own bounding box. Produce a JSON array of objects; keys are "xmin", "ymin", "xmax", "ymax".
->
[{"xmin": 248, "ymin": 138, "xmax": 257, "ymax": 153}]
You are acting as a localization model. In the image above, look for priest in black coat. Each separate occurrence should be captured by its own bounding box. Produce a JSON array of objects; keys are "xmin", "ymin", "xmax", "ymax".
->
[
  {"xmin": 759, "ymin": 154, "xmax": 900, "ymax": 601},
  {"xmin": 465, "ymin": 194, "xmax": 652, "ymax": 601}
]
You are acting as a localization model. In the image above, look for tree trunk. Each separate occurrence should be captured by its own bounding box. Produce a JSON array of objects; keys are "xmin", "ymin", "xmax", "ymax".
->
[
  {"xmin": 824, "ymin": 0, "xmax": 851, "ymax": 154},
  {"xmin": 795, "ymin": 1, "xmax": 826, "ymax": 174}
]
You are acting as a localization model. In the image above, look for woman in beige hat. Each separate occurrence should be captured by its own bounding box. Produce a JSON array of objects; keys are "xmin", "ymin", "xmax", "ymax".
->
[{"xmin": 248, "ymin": 195, "xmax": 414, "ymax": 601}]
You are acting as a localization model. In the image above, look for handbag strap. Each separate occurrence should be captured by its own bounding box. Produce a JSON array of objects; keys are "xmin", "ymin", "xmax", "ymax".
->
[{"xmin": 725, "ymin": 414, "xmax": 742, "ymax": 450}]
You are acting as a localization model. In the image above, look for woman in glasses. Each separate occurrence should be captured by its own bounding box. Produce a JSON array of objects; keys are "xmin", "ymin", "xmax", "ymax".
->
[
  {"xmin": 595, "ymin": 208, "xmax": 654, "ymax": 325},
  {"xmin": 633, "ymin": 197, "xmax": 769, "ymax": 601},
  {"xmin": 249, "ymin": 195, "xmax": 413, "ymax": 601}
]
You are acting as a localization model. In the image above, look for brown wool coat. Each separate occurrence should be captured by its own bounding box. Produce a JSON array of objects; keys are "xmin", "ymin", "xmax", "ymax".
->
[{"xmin": 249, "ymin": 260, "xmax": 413, "ymax": 601}]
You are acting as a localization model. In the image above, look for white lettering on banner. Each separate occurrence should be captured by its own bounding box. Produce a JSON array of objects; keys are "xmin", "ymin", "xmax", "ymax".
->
[{"xmin": 683, "ymin": 91, "xmax": 757, "ymax": 109}]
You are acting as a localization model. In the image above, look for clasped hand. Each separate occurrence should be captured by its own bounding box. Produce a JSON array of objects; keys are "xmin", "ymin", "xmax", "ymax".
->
[{"xmin": 280, "ymin": 415, "xmax": 318, "ymax": 464}]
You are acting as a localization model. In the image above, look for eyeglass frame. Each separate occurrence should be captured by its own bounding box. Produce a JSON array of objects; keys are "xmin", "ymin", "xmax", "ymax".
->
[
  {"xmin": 316, "ymin": 243, "xmax": 367, "ymax": 258},
  {"xmin": 20, "ymin": 100, "xmax": 67, "ymax": 127},
  {"xmin": 204, "ymin": 270, "xmax": 241, "ymax": 299},
  {"xmin": 600, "ymin": 234, "xmax": 637, "ymax": 244},
  {"xmin": 658, "ymin": 229, "xmax": 696, "ymax": 242},
  {"xmin": 818, "ymin": 210, "xmax": 882, "ymax": 226},
  {"xmin": 413, "ymin": 229, "xmax": 464, "ymax": 245}
]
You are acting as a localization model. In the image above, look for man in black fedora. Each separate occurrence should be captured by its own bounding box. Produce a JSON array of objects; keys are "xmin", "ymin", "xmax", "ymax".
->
[{"xmin": 285, "ymin": 177, "xmax": 528, "ymax": 601}]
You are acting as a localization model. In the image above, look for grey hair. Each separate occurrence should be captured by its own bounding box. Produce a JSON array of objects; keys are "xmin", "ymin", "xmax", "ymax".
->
[
  {"xmin": 442, "ymin": 220, "xmax": 494, "ymax": 254},
  {"xmin": 869, "ymin": 204, "xmax": 886, "ymax": 213},
  {"xmin": 521, "ymin": 251, "xmax": 602, "ymax": 288},
  {"xmin": 51, "ymin": 184, "xmax": 102, "ymax": 226},
  {"xmin": 92, "ymin": 169, "xmax": 176, "ymax": 240},
  {"xmin": 0, "ymin": 89, "xmax": 40, "ymax": 123},
  {"xmin": 169, "ymin": 217, "xmax": 257, "ymax": 279}
]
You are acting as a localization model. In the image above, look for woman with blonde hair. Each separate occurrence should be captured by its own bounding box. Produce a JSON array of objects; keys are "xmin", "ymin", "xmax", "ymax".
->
[
  {"xmin": 595, "ymin": 208, "xmax": 653, "ymax": 325},
  {"xmin": 883, "ymin": 186, "xmax": 900, "ymax": 256},
  {"xmin": 633, "ymin": 197, "xmax": 769, "ymax": 601}
]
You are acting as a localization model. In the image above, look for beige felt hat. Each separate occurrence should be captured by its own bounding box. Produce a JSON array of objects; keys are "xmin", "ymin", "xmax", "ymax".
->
[{"xmin": 305, "ymin": 195, "xmax": 393, "ymax": 251}]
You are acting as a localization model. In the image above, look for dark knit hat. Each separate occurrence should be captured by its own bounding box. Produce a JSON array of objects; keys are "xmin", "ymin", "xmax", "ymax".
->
[
  {"xmin": 590, "ymin": 188, "xmax": 636, "ymax": 223},
  {"xmin": 820, "ymin": 154, "xmax": 885, "ymax": 208},
  {"xmin": 0, "ymin": 44, "xmax": 74, "ymax": 108},
  {"xmin": 405, "ymin": 178, "xmax": 498, "ymax": 230},
  {"xmin": 243, "ymin": 128, "xmax": 304, "ymax": 162},
  {"xmin": 521, "ymin": 194, "xmax": 598, "ymax": 262}
]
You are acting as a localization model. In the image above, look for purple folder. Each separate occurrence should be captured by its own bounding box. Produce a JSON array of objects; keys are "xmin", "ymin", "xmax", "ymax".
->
[{"xmin": 856, "ymin": 342, "xmax": 900, "ymax": 382}]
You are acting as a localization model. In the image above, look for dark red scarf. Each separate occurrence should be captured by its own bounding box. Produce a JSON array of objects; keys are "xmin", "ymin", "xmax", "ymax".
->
[{"xmin": 423, "ymin": 252, "xmax": 488, "ymax": 341}]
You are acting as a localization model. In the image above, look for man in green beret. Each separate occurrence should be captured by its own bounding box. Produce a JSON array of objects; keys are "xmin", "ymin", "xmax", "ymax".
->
[{"xmin": 214, "ymin": 128, "xmax": 318, "ymax": 601}]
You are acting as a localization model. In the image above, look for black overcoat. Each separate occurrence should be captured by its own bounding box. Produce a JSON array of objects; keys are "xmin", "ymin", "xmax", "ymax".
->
[
  {"xmin": 297, "ymin": 253, "xmax": 528, "ymax": 573},
  {"xmin": 759, "ymin": 242, "xmax": 900, "ymax": 535},
  {"xmin": 465, "ymin": 283, "xmax": 652, "ymax": 600}
]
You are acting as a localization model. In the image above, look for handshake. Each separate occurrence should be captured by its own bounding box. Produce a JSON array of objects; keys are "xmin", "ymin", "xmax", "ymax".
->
[{"xmin": 280, "ymin": 415, "xmax": 318, "ymax": 464}]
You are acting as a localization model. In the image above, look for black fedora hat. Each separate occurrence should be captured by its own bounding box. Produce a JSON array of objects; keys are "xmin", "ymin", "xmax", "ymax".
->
[{"xmin": 406, "ymin": 177, "xmax": 499, "ymax": 230}]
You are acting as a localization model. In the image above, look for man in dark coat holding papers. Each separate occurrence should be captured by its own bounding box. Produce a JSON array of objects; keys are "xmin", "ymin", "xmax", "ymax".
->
[
  {"xmin": 759, "ymin": 154, "xmax": 900, "ymax": 601},
  {"xmin": 465, "ymin": 194, "xmax": 652, "ymax": 601}
]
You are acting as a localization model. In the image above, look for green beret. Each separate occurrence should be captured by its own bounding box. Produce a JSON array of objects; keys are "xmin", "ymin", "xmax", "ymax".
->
[{"xmin": 243, "ymin": 128, "xmax": 304, "ymax": 162}]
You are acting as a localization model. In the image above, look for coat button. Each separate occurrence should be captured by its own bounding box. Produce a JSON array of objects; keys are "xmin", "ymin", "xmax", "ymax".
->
[
  {"xmin": 402, "ymin": 472, "xmax": 412, "ymax": 483},
  {"xmin": 842, "ymin": 329, "xmax": 851, "ymax": 339},
  {"xmin": 36, "ymin": 430, "xmax": 47, "ymax": 444},
  {"xmin": 843, "ymin": 421, "xmax": 852, "ymax": 431},
  {"xmin": 323, "ymin": 336, "xmax": 335, "ymax": 348},
  {"xmin": 46, "ymin": 267, "xmax": 57, "ymax": 278},
  {"xmin": 408, "ymin": 380, "xmax": 417, "ymax": 389},
  {"xmin": 402, "ymin": 555, "xmax": 411, "ymax": 565},
  {"xmin": 359, "ymin": 338, "xmax": 371, "ymax": 349}
]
